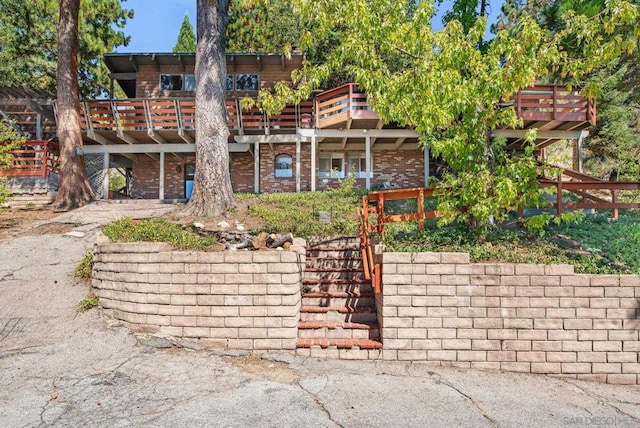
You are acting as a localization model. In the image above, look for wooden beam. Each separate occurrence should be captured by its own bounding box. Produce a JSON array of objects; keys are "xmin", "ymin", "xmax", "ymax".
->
[
  {"xmin": 129, "ymin": 55, "xmax": 139, "ymax": 72},
  {"xmin": 393, "ymin": 137, "xmax": 406, "ymax": 149},
  {"xmin": 108, "ymin": 72, "xmax": 137, "ymax": 80},
  {"xmin": 148, "ymin": 129, "xmax": 168, "ymax": 144},
  {"xmin": 150, "ymin": 54, "xmax": 159, "ymax": 71},
  {"xmin": 116, "ymin": 131, "xmax": 139, "ymax": 145}
]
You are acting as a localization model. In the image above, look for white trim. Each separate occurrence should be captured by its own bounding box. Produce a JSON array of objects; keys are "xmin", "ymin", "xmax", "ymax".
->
[{"xmin": 298, "ymin": 128, "xmax": 419, "ymax": 139}]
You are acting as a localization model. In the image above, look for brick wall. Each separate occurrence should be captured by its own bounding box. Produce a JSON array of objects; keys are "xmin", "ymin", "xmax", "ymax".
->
[
  {"xmin": 131, "ymin": 154, "xmax": 195, "ymax": 199},
  {"xmin": 380, "ymin": 253, "xmax": 640, "ymax": 384},
  {"xmin": 130, "ymin": 148, "xmax": 427, "ymax": 196},
  {"xmin": 92, "ymin": 234, "xmax": 304, "ymax": 351}
]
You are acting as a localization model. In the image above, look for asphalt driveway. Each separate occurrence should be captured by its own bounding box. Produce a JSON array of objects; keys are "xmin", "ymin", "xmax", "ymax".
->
[{"xmin": 0, "ymin": 201, "xmax": 638, "ymax": 427}]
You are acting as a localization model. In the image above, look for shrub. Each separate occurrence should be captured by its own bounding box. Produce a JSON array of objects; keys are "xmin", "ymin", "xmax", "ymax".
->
[{"xmin": 102, "ymin": 217, "xmax": 217, "ymax": 250}]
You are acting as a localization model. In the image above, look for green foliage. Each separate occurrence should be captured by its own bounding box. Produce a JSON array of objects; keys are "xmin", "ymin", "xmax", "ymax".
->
[
  {"xmin": 227, "ymin": 1, "xmax": 300, "ymax": 52},
  {"xmin": 173, "ymin": 14, "xmax": 196, "ymax": 53},
  {"xmin": 0, "ymin": 0, "xmax": 133, "ymax": 98},
  {"xmin": 240, "ymin": 185, "xmax": 364, "ymax": 238},
  {"xmin": 78, "ymin": 291, "xmax": 98, "ymax": 313},
  {"xmin": 74, "ymin": 250, "xmax": 94, "ymax": 280},
  {"xmin": 385, "ymin": 211, "xmax": 640, "ymax": 274},
  {"xmin": 109, "ymin": 169, "xmax": 126, "ymax": 191},
  {"xmin": 0, "ymin": 121, "xmax": 24, "ymax": 204},
  {"xmin": 496, "ymin": 0, "xmax": 640, "ymax": 183},
  {"xmin": 264, "ymin": 0, "xmax": 638, "ymax": 228},
  {"xmin": 103, "ymin": 217, "xmax": 217, "ymax": 250}
]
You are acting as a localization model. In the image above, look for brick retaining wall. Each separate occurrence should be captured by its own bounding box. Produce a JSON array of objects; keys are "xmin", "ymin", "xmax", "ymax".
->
[
  {"xmin": 92, "ymin": 234, "xmax": 304, "ymax": 351},
  {"xmin": 380, "ymin": 253, "xmax": 640, "ymax": 384}
]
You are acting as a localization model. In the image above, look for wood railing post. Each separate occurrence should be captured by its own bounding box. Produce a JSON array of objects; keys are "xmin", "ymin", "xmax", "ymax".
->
[
  {"xmin": 552, "ymin": 85, "xmax": 558, "ymax": 121},
  {"xmin": 612, "ymin": 190, "xmax": 619, "ymax": 220},
  {"xmin": 557, "ymin": 172, "xmax": 563, "ymax": 216},
  {"xmin": 378, "ymin": 194, "xmax": 385, "ymax": 235},
  {"xmin": 41, "ymin": 142, "xmax": 47, "ymax": 177},
  {"xmin": 348, "ymin": 84, "xmax": 353, "ymax": 120},
  {"xmin": 418, "ymin": 188, "xmax": 425, "ymax": 232},
  {"xmin": 516, "ymin": 90, "xmax": 521, "ymax": 117}
]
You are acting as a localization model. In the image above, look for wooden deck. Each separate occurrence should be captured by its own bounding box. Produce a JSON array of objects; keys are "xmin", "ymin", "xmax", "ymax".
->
[{"xmin": 80, "ymin": 98, "xmax": 314, "ymax": 145}]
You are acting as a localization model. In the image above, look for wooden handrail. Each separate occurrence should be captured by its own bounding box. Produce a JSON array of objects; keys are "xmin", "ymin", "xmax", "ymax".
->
[
  {"xmin": 0, "ymin": 140, "xmax": 60, "ymax": 177},
  {"xmin": 80, "ymin": 97, "xmax": 315, "ymax": 134}
]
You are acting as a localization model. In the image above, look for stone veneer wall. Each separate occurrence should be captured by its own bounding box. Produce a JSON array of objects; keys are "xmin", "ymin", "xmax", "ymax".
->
[
  {"xmin": 92, "ymin": 234, "xmax": 304, "ymax": 351},
  {"xmin": 380, "ymin": 253, "xmax": 640, "ymax": 384}
]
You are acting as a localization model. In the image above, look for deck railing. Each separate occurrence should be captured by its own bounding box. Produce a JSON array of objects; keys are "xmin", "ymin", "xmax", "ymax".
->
[
  {"xmin": 80, "ymin": 98, "xmax": 314, "ymax": 134},
  {"xmin": 513, "ymin": 85, "xmax": 596, "ymax": 126},
  {"xmin": 538, "ymin": 167, "xmax": 640, "ymax": 220},
  {"xmin": 0, "ymin": 140, "xmax": 60, "ymax": 177},
  {"xmin": 355, "ymin": 173, "xmax": 638, "ymax": 291},
  {"xmin": 356, "ymin": 187, "xmax": 442, "ymax": 293},
  {"xmin": 315, "ymin": 83, "xmax": 379, "ymax": 128}
]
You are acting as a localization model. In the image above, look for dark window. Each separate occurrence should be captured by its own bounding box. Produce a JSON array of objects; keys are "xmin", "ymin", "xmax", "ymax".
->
[
  {"xmin": 225, "ymin": 75, "xmax": 234, "ymax": 91},
  {"xmin": 236, "ymin": 74, "xmax": 259, "ymax": 91},
  {"xmin": 160, "ymin": 74, "xmax": 183, "ymax": 91}
]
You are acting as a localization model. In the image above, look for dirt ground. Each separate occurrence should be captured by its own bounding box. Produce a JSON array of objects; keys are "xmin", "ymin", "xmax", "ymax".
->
[{"xmin": 0, "ymin": 206, "xmax": 71, "ymax": 241}]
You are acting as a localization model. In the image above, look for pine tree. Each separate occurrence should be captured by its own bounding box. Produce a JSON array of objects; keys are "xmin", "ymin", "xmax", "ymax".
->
[{"xmin": 173, "ymin": 14, "xmax": 196, "ymax": 53}]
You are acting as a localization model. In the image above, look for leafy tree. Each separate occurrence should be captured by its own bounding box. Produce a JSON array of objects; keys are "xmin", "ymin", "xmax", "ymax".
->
[
  {"xmin": 54, "ymin": 0, "xmax": 93, "ymax": 211},
  {"xmin": 0, "ymin": 0, "xmax": 133, "ymax": 98},
  {"xmin": 227, "ymin": 1, "xmax": 300, "ymax": 52},
  {"xmin": 0, "ymin": 122, "xmax": 23, "ymax": 205},
  {"xmin": 185, "ymin": 0, "xmax": 235, "ymax": 217},
  {"xmin": 173, "ymin": 14, "xmax": 196, "ymax": 53},
  {"xmin": 440, "ymin": 0, "xmax": 490, "ymax": 33},
  {"xmin": 260, "ymin": 0, "xmax": 638, "ymax": 226},
  {"xmin": 496, "ymin": 0, "xmax": 640, "ymax": 182}
]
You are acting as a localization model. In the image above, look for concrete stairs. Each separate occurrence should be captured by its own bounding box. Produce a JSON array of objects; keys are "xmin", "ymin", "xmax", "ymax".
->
[{"xmin": 297, "ymin": 236, "xmax": 382, "ymax": 357}]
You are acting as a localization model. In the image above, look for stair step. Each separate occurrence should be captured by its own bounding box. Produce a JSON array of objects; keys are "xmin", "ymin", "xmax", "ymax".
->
[
  {"xmin": 302, "ymin": 291, "xmax": 373, "ymax": 299},
  {"xmin": 300, "ymin": 305, "xmax": 376, "ymax": 314},
  {"xmin": 296, "ymin": 338, "xmax": 383, "ymax": 350},
  {"xmin": 302, "ymin": 278, "xmax": 371, "ymax": 285},
  {"xmin": 298, "ymin": 320, "xmax": 378, "ymax": 330},
  {"xmin": 307, "ymin": 246, "xmax": 361, "ymax": 251},
  {"xmin": 305, "ymin": 267, "xmax": 364, "ymax": 273},
  {"xmin": 298, "ymin": 324, "xmax": 380, "ymax": 340}
]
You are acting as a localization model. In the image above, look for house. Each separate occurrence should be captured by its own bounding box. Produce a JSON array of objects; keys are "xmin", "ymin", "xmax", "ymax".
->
[{"xmin": 2, "ymin": 52, "xmax": 596, "ymax": 201}]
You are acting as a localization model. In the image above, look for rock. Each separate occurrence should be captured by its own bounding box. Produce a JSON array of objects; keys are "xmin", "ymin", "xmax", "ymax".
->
[
  {"xmin": 217, "ymin": 220, "xmax": 230, "ymax": 229},
  {"xmin": 64, "ymin": 231, "xmax": 85, "ymax": 238},
  {"xmin": 135, "ymin": 334, "xmax": 173, "ymax": 349},
  {"xmin": 193, "ymin": 222, "xmax": 205, "ymax": 229}
]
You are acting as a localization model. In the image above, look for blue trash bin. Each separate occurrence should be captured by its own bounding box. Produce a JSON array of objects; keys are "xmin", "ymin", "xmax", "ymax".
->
[{"xmin": 185, "ymin": 180, "xmax": 194, "ymax": 199}]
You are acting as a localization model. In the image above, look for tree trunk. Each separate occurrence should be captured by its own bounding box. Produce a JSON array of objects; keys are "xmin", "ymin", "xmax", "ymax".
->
[
  {"xmin": 185, "ymin": 0, "xmax": 236, "ymax": 217},
  {"xmin": 53, "ymin": 0, "xmax": 93, "ymax": 211}
]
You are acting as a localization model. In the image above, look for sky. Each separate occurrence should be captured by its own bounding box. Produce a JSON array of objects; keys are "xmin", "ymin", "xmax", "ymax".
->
[{"xmin": 117, "ymin": 0, "xmax": 503, "ymax": 53}]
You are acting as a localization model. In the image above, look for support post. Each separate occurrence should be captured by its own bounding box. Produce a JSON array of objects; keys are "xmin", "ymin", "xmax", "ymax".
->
[
  {"xmin": 365, "ymin": 133, "xmax": 371, "ymax": 190},
  {"xmin": 102, "ymin": 152, "xmax": 110, "ymax": 200},
  {"xmin": 311, "ymin": 134, "xmax": 316, "ymax": 192},
  {"xmin": 295, "ymin": 137, "xmax": 301, "ymax": 193},
  {"xmin": 424, "ymin": 144, "xmax": 430, "ymax": 186},
  {"xmin": 36, "ymin": 114, "xmax": 43, "ymax": 140},
  {"xmin": 159, "ymin": 151, "xmax": 165, "ymax": 200},
  {"xmin": 254, "ymin": 141, "xmax": 260, "ymax": 193}
]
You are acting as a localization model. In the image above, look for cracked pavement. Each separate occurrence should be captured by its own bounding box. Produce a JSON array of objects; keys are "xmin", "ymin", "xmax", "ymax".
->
[{"xmin": 1, "ymin": 201, "xmax": 639, "ymax": 427}]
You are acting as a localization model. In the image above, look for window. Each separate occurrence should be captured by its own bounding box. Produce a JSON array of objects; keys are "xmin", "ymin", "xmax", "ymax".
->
[
  {"xmin": 235, "ymin": 74, "xmax": 259, "ymax": 91},
  {"xmin": 225, "ymin": 74, "xmax": 260, "ymax": 92},
  {"xmin": 184, "ymin": 74, "xmax": 196, "ymax": 91},
  {"xmin": 319, "ymin": 153, "xmax": 344, "ymax": 178},
  {"xmin": 274, "ymin": 154, "xmax": 293, "ymax": 178},
  {"xmin": 347, "ymin": 153, "xmax": 372, "ymax": 178},
  {"xmin": 160, "ymin": 74, "xmax": 195, "ymax": 91},
  {"xmin": 225, "ymin": 75, "xmax": 234, "ymax": 91}
]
